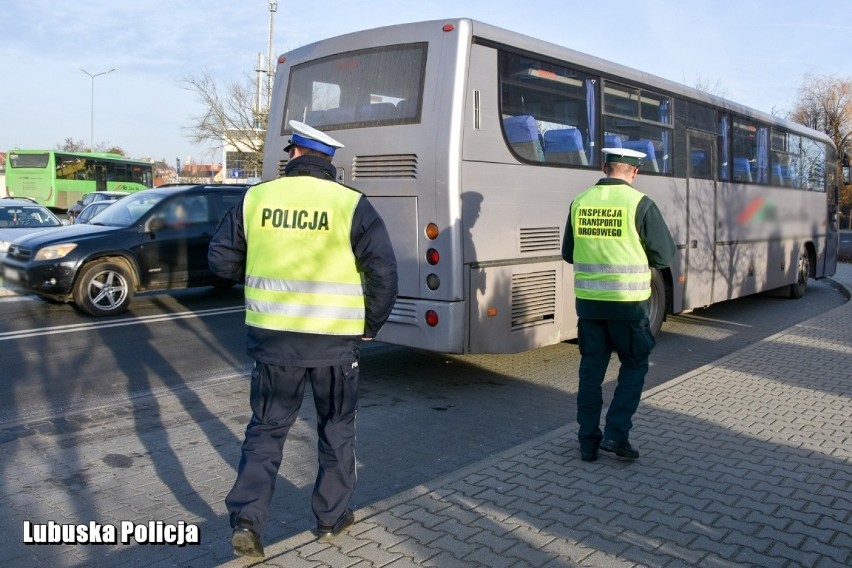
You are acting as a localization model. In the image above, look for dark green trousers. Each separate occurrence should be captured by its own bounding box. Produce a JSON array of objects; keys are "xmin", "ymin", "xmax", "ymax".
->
[{"xmin": 576, "ymin": 318, "xmax": 655, "ymax": 451}]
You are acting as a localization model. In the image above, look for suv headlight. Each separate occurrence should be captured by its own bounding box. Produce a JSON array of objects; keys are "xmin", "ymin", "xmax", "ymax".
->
[
  {"xmin": 34, "ymin": 243, "xmax": 78, "ymax": 261},
  {"xmin": 0, "ymin": 241, "xmax": 9, "ymax": 253}
]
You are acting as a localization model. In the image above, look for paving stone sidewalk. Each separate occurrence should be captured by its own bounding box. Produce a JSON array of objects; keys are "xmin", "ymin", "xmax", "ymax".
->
[
  {"xmin": 230, "ymin": 265, "xmax": 852, "ymax": 568},
  {"xmin": 2, "ymin": 264, "xmax": 850, "ymax": 568}
]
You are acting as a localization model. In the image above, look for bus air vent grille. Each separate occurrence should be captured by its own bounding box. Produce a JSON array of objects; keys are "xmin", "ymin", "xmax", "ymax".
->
[
  {"xmin": 352, "ymin": 155, "xmax": 418, "ymax": 179},
  {"xmin": 388, "ymin": 300, "xmax": 418, "ymax": 323},
  {"xmin": 511, "ymin": 270, "xmax": 557, "ymax": 330},
  {"xmin": 519, "ymin": 227, "xmax": 561, "ymax": 253}
]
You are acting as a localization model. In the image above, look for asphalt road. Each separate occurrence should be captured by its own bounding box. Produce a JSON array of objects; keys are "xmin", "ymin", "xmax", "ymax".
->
[{"xmin": 1, "ymin": 275, "xmax": 845, "ymax": 426}]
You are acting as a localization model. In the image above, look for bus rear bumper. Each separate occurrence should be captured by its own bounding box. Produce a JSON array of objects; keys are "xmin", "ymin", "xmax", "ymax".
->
[{"xmin": 375, "ymin": 298, "xmax": 467, "ymax": 354}]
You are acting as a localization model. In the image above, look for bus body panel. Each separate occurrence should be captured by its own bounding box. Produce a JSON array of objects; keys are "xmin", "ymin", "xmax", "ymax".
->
[
  {"xmin": 265, "ymin": 19, "xmax": 472, "ymax": 351},
  {"xmin": 366, "ymin": 196, "xmax": 420, "ymax": 298},
  {"xmin": 468, "ymin": 260, "xmax": 567, "ymax": 354}
]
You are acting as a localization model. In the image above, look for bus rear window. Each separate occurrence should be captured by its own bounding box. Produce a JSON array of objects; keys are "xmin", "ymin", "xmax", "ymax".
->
[
  {"xmin": 9, "ymin": 153, "xmax": 49, "ymax": 168},
  {"xmin": 282, "ymin": 43, "xmax": 427, "ymax": 132}
]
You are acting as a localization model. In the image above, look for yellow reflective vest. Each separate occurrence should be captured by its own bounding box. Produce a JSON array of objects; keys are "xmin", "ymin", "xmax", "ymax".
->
[
  {"xmin": 570, "ymin": 183, "xmax": 651, "ymax": 302},
  {"xmin": 243, "ymin": 177, "xmax": 365, "ymax": 335}
]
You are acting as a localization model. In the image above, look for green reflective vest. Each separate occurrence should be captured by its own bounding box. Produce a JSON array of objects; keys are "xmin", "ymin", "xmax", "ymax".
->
[
  {"xmin": 243, "ymin": 177, "xmax": 365, "ymax": 335},
  {"xmin": 570, "ymin": 183, "xmax": 651, "ymax": 302}
]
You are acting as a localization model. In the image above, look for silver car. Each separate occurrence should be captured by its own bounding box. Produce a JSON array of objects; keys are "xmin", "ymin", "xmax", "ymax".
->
[{"xmin": 0, "ymin": 198, "xmax": 65, "ymax": 263}]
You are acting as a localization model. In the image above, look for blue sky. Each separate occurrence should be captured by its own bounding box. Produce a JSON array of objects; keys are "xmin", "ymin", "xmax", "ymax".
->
[{"xmin": 2, "ymin": 0, "xmax": 850, "ymax": 167}]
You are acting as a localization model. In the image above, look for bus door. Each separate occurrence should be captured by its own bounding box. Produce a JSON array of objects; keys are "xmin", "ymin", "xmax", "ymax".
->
[
  {"xmin": 95, "ymin": 164, "xmax": 108, "ymax": 191},
  {"xmin": 683, "ymin": 131, "xmax": 717, "ymax": 309}
]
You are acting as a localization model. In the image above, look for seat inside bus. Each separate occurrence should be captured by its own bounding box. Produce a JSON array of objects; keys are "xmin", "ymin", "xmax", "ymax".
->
[
  {"xmin": 733, "ymin": 157, "xmax": 753, "ymax": 182},
  {"xmin": 622, "ymin": 139, "xmax": 659, "ymax": 172},
  {"xmin": 543, "ymin": 128, "xmax": 588, "ymax": 165},
  {"xmin": 503, "ymin": 115, "xmax": 545, "ymax": 161},
  {"xmin": 359, "ymin": 102, "xmax": 399, "ymax": 122},
  {"xmin": 604, "ymin": 133, "xmax": 624, "ymax": 148}
]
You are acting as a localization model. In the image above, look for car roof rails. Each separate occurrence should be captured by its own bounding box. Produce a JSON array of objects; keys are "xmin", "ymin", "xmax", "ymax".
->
[{"xmin": 1, "ymin": 196, "xmax": 39, "ymax": 203}]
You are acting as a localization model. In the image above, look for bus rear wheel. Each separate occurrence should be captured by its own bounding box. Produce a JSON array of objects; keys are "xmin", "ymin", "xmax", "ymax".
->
[
  {"xmin": 788, "ymin": 248, "xmax": 810, "ymax": 299},
  {"xmin": 648, "ymin": 268, "xmax": 666, "ymax": 337}
]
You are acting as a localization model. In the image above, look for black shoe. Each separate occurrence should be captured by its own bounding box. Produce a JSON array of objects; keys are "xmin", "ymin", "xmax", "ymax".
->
[
  {"xmin": 317, "ymin": 508, "xmax": 355, "ymax": 539},
  {"xmin": 581, "ymin": 450, "xmax": 598, "ymax": 462},
  {"xmin": 579, "ymin": 435, "xmax": 601, "ymax": 463},
  {"xmin": 231, "ymin": 520, "xmax": 264, "ymax": 558},
  {"xmin": 600, "ymin": 439, "xmax": 639, "ymax": 460}
]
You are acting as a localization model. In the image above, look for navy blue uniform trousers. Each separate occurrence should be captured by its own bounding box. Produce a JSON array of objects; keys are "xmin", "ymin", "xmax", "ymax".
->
[
  {"xmin": 226, "ymin": 360, "xmax": 359, "ymax": 535},
  {"xmin": 576, "ymin": 318, "xmax": 655, "ymax": 451}
]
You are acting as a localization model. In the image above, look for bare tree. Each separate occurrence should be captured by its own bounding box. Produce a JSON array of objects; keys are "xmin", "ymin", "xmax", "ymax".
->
[
  {"xmin": 57, "ymin": 138, "xmax": 88, "ymax": 152},
  {"xmin": 693, "ymin": 75, "xmax": 729, "ymax": 100},
  {"xmin": 181, "ymin": 70, "xmax": 266, "ymax": 174},
  {"xmin": 789, "ymin": 74, "xmax": 852, "ymax": 228},
  {"xmin": 56, "ymin": 138, "xmax": 126, "ymax": 155}
]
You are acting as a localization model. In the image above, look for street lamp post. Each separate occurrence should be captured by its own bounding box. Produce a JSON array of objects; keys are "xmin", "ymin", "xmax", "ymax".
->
[
  {"xmin": 267, "ymin": 1, "xmax": 277, "ymax": 109},
  {"xmin": 80, "ymin": 67, "xmax": 115, "ymax": 151}
]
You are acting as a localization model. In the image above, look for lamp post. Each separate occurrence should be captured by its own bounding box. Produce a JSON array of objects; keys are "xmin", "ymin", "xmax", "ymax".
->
[
  {"xmin": 267, "ymin": 1, "xmax": 277, "ymax": 109},
  {"xmin": 80, "ymin": 67, "xmax": 115, "ymax": 151}
]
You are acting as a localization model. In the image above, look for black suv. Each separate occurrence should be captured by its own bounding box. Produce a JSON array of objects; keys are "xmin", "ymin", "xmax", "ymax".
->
[{"xmin": 2, "ymin": 184, "xmax": 249, "ymax": 316}]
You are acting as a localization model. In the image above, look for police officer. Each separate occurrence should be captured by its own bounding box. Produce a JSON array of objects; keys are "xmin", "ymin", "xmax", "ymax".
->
[
  {"xmin": 561, "ymin": 147, "xmax": 675, "ymax": 462},
  {"xmin": 209, "ymin": 121, "xmax": 398, "ymax": 558}
]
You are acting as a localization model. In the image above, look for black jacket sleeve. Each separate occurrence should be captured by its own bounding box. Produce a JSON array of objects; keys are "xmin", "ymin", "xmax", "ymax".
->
[
  {"xmin": 351, "ymin": 196, "xmax": 398, "ymax": 338},
  {"xmin": 561, "ymin": 200, "xmax": 575, "ymax": 264},
  {"xmin": 636, "ymin": 196, "xmax": 676, "ymax": 268},
  {"xmin": 208, "ymin": 198, "xmax": 247, "ymax": 282}
]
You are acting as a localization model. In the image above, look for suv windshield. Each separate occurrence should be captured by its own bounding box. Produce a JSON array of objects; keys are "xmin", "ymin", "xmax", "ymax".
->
[{"xmin": 90, "ymin": 191, "xmax": 171, "ymax": 227}]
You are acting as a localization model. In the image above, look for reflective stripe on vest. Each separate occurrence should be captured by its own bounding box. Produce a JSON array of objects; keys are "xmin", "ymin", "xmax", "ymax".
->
[
  {"xmin": 571, "ymin": 184, "xmax": 651, "ymax": 302},
  {"xmin": 243, "ymin": 177, "xmax": 365, "ymax": 335}
]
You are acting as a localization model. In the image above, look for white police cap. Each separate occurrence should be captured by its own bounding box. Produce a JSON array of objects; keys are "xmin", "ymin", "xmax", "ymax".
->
[
  {"xmin": 284, "ymin": 120, "xmax": 345, "ymax": 157},
  {"xmin": 602, "ymin": 147, "xmax": 646, "ymax": 166}
]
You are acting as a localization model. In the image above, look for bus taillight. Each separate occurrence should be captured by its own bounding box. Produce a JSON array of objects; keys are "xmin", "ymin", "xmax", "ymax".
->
[
  {"xmin": 426, "ymin": 248, "xmax": 440, "ymax": 265},
  {"xmin": 425, "ymin": 223, "xmax": 439, "ymax": 240},
  {"xmin": 442, "ymin": 24, "xmax": 455, "ymax": 32},
  {"xmin": 425, "ymin": 310, "xmax": 439, "ymax": 327},
  {"xmin": 426, "ymin": 274, "xmax": 440, "ymax": 290}
]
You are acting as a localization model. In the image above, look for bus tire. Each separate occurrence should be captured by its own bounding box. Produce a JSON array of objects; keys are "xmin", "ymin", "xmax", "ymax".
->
[
  {"xmin": 648, "ymin": 268, "xmax": 666, "ymax": 337},
  {"xmin": 788, "ymin": 248, "xmax": 809, "ymax": 299},
  {"xmin": 73, "ymin": 258, "xmax": 136, "ymax": 317}
]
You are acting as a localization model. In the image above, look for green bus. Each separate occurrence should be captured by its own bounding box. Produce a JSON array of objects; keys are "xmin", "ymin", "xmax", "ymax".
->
[{"xmin": 5, "ymin": 150, "xmax": 154, "ymax": 209}]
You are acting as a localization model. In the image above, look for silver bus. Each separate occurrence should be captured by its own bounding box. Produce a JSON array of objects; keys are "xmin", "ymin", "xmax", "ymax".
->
[{"xmin": 263, "ymin": 18, "xmax": 839, "ymax": 354}]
